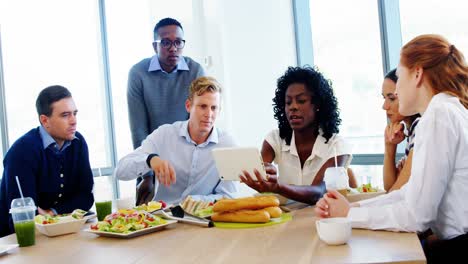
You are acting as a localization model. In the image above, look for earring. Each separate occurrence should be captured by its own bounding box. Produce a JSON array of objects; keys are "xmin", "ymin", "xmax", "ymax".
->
[{"xmin": 316, "ymin": 109, "xmax": 320, "ymax": 112}]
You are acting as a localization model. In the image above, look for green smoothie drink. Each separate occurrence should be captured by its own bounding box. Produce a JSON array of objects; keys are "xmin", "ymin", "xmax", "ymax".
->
[
  {"xmin": 96, "ymin": 200, "xmax": 112, "ymax": 221},
  {"xmin": 10, "ymin": 197, "xmax": 37, "ymax": 247},
  {"xmin": 14, "ymin": 220, "xmax": 36, "ymax": 247}
]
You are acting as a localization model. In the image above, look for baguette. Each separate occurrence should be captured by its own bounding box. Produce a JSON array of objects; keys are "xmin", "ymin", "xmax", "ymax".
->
[
  {"xmin": 263, "ymin": 206, "xmax": 282, "ymax": 218},
  {"xmin": 213, "ymin": 196, "xmax": 280, "ymax": 212},
  {"xmin": 211, "ymin": 209, "xmax": 270, "ymax": 223}
]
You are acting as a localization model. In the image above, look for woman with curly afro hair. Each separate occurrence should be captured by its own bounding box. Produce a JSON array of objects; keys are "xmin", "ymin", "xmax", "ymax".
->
[{"xmin": 240, "ymin": 66, "xmax": 354, "ymax": 205}]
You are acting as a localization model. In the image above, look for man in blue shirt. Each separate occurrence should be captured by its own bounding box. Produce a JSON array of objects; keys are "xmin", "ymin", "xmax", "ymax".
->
[
  {"xmin": 0, "ymin": 85, "xmax": 94, "ymax": 237},
  {"xmin": 116, "ymin": 77, "xmax": 238, "ymax": 204}
]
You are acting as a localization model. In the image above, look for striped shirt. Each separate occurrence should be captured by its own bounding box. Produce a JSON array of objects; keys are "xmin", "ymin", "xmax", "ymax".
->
[{"xmin": 405, "ymin": 117, "xmax": 420, "ymax": 157}]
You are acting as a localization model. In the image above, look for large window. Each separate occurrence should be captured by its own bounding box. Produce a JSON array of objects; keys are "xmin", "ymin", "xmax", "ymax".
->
[
  {"xmin": 309, "ymin": 0, "xmax": 385, "ymax": 155},
  {"xmin": 0, "ymin": 0, "xmax": 111, "ymax": 168},
  {"xmin": 399, "ymin": 0, "xmax": 468, "ymax": 52}
]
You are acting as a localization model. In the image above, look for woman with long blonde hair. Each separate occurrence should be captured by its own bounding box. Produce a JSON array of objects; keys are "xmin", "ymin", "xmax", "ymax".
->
[{"xmin": 315, "ymin": 34, "xmax": 468, "ymax": 261}]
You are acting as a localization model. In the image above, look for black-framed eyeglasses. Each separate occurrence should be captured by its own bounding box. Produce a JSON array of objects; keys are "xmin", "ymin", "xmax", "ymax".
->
[{"xmin": 154, "ymin": 39, "xmax": 186, "ymax": 49}]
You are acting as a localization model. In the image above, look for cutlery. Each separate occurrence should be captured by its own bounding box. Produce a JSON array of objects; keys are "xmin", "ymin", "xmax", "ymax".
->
[{"xmin": 153, "ymin": 208, "xmax": 213, "ymax": 227}]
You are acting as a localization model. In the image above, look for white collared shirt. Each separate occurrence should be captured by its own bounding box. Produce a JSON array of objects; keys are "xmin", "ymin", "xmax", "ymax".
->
[
  {"xmin": 265, "ymin": 130, "xmax": 352, "ymax": 185},
  {"xmin": 349, "ymin": 93, "xmax": 468, "ymax": 240}
]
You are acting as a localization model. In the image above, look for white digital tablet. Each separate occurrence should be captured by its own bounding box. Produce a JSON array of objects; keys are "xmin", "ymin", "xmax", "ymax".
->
[{"xmin": 212, "ymin": 147, "xmax": 266, "ymax": 181}]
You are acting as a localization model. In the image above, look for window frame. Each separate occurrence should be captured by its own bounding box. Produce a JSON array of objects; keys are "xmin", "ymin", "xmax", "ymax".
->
[{"xmin": 0, "ymin": 27, "xmax": 9, "ymax": 157}]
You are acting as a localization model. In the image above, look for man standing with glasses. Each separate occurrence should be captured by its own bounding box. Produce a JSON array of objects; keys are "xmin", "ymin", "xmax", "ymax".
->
[{"xmin": 127, "ymin": 18, "xmax": 205, "ymax": 204}]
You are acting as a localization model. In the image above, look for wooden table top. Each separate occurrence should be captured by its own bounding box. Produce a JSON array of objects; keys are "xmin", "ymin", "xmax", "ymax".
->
[{"xmin": 0, "ymin": 207, "xmax": 426, "ymax": 264}]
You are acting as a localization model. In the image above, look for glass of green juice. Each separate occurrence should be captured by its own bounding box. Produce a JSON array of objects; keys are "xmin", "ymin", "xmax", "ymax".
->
[
  {"xmin": 10, "ymin": 197, "xmax": 36, "ymax": 247},
  {"xmin": 95, "ymin": 200, "xmax": 112, "ymax": 221}
]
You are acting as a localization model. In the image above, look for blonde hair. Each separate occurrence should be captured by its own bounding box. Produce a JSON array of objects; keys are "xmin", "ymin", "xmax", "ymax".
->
[
  {"xmin": 188, "ymin": 76, "xmax": 223, "ymax": 101},
  {"xmin": 400, "ymin": 34, "xmax": 468, "ymax": 109}
]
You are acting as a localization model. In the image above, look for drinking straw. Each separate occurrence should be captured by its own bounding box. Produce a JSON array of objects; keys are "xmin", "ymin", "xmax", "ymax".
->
[
  {"xmin": 334, "ymin": 147, "xmax": 338, "ymax": 168},
  {"xmin": 15, "ymin": 176, "xmax": 25, "ymax": 206}
]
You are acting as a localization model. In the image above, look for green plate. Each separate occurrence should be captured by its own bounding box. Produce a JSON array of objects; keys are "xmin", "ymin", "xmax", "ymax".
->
[{"xmin": 213, "ymin": 213, "xmax": 292, "ymax": 229}]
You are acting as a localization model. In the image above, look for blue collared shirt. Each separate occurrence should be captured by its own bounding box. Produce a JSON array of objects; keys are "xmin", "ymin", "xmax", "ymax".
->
[
  {"xmin": 39, "ymin": 125, "xmax": 77, "ymax": 153},
  {"xmin": 148, "ymin": 55, "xmax": 190, "ymax": 73},
  {"xmin": 115, "ymin": 120, "xmax": 239, "ymax": 204}
]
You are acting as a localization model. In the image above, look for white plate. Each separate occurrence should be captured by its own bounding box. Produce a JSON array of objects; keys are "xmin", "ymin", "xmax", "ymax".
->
[
  {"xmin": 0, "ymin": 244, "xmax": 19, "ymax": 256},
  {"xmin": 84, "ymin": 219, "xmax": 177, "ymax": 238}
]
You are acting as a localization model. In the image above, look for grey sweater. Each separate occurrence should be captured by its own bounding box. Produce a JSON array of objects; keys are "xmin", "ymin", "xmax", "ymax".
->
[{"xmin": 127, "ymin": 56, "xmax": 205, "ymax": 149}]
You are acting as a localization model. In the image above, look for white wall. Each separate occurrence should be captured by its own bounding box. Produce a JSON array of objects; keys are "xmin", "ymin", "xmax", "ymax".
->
[{"xmin": 200, "ymin": 0, "xmax": 297, "ymax": 147}]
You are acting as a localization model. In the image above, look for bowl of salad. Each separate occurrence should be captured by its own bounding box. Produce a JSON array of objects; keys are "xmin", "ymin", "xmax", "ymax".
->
[
  {"xmin": 346, "ymin": 183, "xmax": 386, "ymax": 203},
  {"xmin": 34, "ymin": 209, "xmax": 88, "ymax": 237}
]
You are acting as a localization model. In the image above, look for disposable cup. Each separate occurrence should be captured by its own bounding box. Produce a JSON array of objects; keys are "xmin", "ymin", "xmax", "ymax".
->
[
  {"xmin": 10, "ymin": 197, "xmax": 36, "ymax": 247},
  {"xmin": 95, "ymin": 200, "xmax": 112, "ymax": 221}
]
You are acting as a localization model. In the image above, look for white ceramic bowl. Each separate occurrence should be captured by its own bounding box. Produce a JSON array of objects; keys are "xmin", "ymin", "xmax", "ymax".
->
[
  {"xmin": 35, "ymin": 217, "xmax": 87, "ymax": 237},
  {"xmin": 315, "ymin": 217, "xmax": 352, "ymax": 245}
]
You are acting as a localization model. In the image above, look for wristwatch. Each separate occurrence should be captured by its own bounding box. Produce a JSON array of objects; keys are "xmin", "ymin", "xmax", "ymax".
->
[{"xmin": 146, "ymin": 153, "xmax": 159, "ymax": 168}]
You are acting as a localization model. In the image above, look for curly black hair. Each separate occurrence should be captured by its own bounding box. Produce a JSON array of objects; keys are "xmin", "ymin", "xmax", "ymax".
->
[{"xmin": 273, "ymin": 66, "xmax": 341, "ymax": 145}]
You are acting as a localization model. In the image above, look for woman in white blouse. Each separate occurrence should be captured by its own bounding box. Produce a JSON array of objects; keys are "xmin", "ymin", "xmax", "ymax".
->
[
  {"xmin": 315, "ymin": 34, "xmax": 468, "ymax": 261},
  {"xmin": 240, "ymin": 66, "xmax": 354, "ymax": 205}
]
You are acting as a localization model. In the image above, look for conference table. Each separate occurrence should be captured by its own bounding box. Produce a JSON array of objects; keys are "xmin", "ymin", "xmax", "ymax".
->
[{"xmin": 0, "ymin": 206, "xmax": 426, "ymax": 263}]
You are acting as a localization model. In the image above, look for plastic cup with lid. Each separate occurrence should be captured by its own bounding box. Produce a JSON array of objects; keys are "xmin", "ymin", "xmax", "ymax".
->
[
  {"xmin": 324, "ymin": 167, "xmax": 349, "ymax": 196},
  {"xmin": 10, "ymin": 197, "xmax": 37, "ymax": 247}
]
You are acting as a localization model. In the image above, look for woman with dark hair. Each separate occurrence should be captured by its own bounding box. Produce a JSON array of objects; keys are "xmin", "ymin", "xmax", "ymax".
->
[
  {"xmin": 381, "ymin": 69, "xmax": 420, "ymax": 192},
  {"xmin": 240, "ymin": 66, "xmax": 353, "ymax": 205},
  {"xmin": 315, "ymin": 34, "xmax": 468, "ymax": 261}
]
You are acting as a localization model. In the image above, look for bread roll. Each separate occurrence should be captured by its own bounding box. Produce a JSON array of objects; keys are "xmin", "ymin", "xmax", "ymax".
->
[
  {"xmin": 211, "ymin": 209, "xmax": 270, "ymax": 223},
  {"xmin": 263, "ymin": 206, "xmax": 282, "ymax": 218},
  {"xmin": 213, "ymin": 196, "xmax": 280, "ymax": 212}
]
